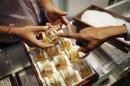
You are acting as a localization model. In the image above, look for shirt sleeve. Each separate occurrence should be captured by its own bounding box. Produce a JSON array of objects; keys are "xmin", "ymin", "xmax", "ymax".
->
[{"xmin": 124, "ymin": 22, "xmax": 130, "ymax": 40}]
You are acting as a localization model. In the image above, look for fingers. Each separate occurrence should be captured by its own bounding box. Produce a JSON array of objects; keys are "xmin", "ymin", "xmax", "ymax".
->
[
  {"xmin": 46, "ymin": 23, "xmax": 53, "ymax": 27},
  {"xmin": 55, "ymin": 24, "xmax": 62, "ymax": 30},
  {"xmin": 37, "ymin": 40, "xmax": 55, "ymax": 48},
  {"xmin": 62, "ymin": 16, "xmax": 69, "ymax": 25},
  {"xmin": 31, "ymin": 26, "xmax": 49, "ymax": 32},
  {"xmin": 46, "ymin": 23, "xmax": 61, "ymax": 30},
  {"xmin": 66, "ymin": 24, "xmax": 72, "ymax": 33},
  {"xmin": 80, "ymin": 47, "xmax": 90, "ymax": 53},
  {"xmin": 78, "ymin": 47, "xmax": 87, "ymax": 53},
  {"xmin": 77, "ymin": 46, "xmax": 91, "ymax": 58},
  {"xmin": 62, "ymin": 16, "xmax": 72, "ymax": 33},
  {"xmin": 58, "ymin": 32, "xmax": 85, "ymax": 40},
  {"xmin": 79, "ymin": 42, "xmax": 96, "ymax": 54},
  {"xmin": 30, "ymin": 36, "xmax": 54, "ymax": 48}
]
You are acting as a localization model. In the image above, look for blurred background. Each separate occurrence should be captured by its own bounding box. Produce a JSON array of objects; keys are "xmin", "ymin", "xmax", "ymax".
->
[{"xmin": 53, "ymin": 0, "xmax": 130, "ymax": 18}]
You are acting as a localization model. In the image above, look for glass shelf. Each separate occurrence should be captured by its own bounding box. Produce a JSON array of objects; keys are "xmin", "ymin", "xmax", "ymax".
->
[{"xmin": 91, "ymin": 57, "xmax": 130, "ymax": 86}]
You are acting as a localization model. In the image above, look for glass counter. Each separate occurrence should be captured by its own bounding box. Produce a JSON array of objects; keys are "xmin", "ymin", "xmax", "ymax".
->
[{"xmin": 91, "ymin": 57, "xmax": 130, "ymax": 86}]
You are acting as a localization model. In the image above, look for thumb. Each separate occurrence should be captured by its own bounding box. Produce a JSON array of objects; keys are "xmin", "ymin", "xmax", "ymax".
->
[
  {"xmin": 61, "ymin": 16, "xmax": 72, "ymax": 33},
  {"xmin": 33, "ymin": 26, "xmax": 49, "ymax": 32},
  {"xmin": 36, "ymin": 40, "xmax": 55, "ymax": 48},
  {"xmin": 30, "ymin": 37, "xmax": 54, "ymax": 48}
]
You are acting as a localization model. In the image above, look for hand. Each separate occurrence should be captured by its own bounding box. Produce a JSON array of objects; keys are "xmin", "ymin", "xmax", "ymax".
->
[
  {"xmin": 11, "ymin": 25, "xmax": 54, "ymax": 48},
  {"xmin": 58, "ymin": 26, "xmax": 127, "ymax": 53},
  {"xmin": 46, "ymin": 23, "xmax": 61, "ymax": 31},
  {"xmin": 43, "ymin": 4, "xmax": 72, "ymax": 32}
]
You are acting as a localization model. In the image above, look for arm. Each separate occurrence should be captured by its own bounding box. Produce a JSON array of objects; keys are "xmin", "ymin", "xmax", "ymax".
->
[
  {"xmin": 39, "ymin": 0, "xmax": 53, "ymax": 9},
  {"xmin": 0, "ymin": 25, "xmax": 15, "ymax": 34},
  {"xmin": 0, "ymin": 25, "xmax": 54, "ymax": 48},
  {"xmin": 58, "ymin": 25, "xmax": 127, "ymax": 53}
]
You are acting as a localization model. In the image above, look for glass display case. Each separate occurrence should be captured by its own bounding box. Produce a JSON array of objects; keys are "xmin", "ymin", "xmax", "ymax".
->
[{"xmin": 0, "ymin": 1, "xmax": 130, "ymax": 86}]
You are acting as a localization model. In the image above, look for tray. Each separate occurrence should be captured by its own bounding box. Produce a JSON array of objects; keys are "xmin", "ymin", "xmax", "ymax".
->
[{"xmin": 22, "ymin": 29, "xmax": 99, "ymax": 86}]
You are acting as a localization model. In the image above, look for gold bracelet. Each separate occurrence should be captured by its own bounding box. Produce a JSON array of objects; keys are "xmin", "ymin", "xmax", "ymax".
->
[{"xmin": 8, "ymin": 24, "xmax": 15, "ymax": 40}]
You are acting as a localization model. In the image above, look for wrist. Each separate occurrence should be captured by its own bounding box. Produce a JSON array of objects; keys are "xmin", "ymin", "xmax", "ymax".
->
[
  {"xmin": 9, "ymin": 26, "xmax": 20, "ymax": 36},
  {"xmin": 40, "ymin": 0, "xmax": 53, "ymax": 9}
]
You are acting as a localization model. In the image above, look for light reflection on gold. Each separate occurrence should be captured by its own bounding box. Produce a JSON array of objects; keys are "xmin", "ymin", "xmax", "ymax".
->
[
  {"xmin": 34, "ymin": 53, "xmax": 44, "ymax": 62},
  {"xmin": 47, "ymin": 29, "xmax": 57, "ymax": 41},
  {"xmin": 60, "ymin": 67, "xmax": 79, "ymax": 85},
  {"xmin": 42, "ymin": 33, "xmax": 52, "ymax": 43},
  {"xmin": 61, "ymin": 68, "xmax": 72, "ymax": 85},
  {"xmin": 74, "ymin": 60, "xmax": 92, "ymax": 78},
  {"xmin": 45, "ymin": 46, "xmax": 59, "ymax": 58},
  {"xmin": 59, "ymin": 38, "xmax": 71, "ymax": 50},
  {"xmin": 33, "ymin": 48, "xmax": 45, "ymax": 62},
  {"xmin": 66, "ymin": 48, "xmax": 79, "ymax": 63},
  {"xmin": 47, "ymin": 74, "xmax": 61, "ymax": 86},
  {"xmin": 53, "ymin": 54, "xmax": 67, "ymax": 70},
  {"xmin": 39, "ymin": 61, "xmax": 53, "ymax": 77}
]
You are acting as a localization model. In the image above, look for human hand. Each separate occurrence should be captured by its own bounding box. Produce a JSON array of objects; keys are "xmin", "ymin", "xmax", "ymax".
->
[
  {"xmin": 43, "ymin": 5, "xmax": 72, "ymax": 32},
  {"xmin": 11, "ymin": 25, "xmax": 55, "ymax": 48},
  {"xmin": 58, "ymin": 26, "xmax": 127, "ymax": 53}
]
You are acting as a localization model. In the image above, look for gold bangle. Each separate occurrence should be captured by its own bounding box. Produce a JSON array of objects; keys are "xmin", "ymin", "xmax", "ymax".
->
[{"xmin": 8, "ymin": 24, "xmax": 15, "ymax": 40}]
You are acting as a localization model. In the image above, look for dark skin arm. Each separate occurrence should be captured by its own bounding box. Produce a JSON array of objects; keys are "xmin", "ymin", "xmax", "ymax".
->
[{"xmin": 58, "ymin": 25, "xmax": 127, "ymax": 53}]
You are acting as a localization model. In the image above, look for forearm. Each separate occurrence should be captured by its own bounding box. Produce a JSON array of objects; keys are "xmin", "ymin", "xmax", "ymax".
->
[
  {"xmin": 102, "ymin": 25, "xmax": 127, "ymax": 39},
  {"xmin": 39, "ymin": 0, "xmax": 53, "ymax": 9},
  {"xmin": 0, "ymin": 26, "xmax": 10, "ymax": 34},
  {"xmin": 0, "ymin": 25, "xmax": 18, "ymax": 35}
]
